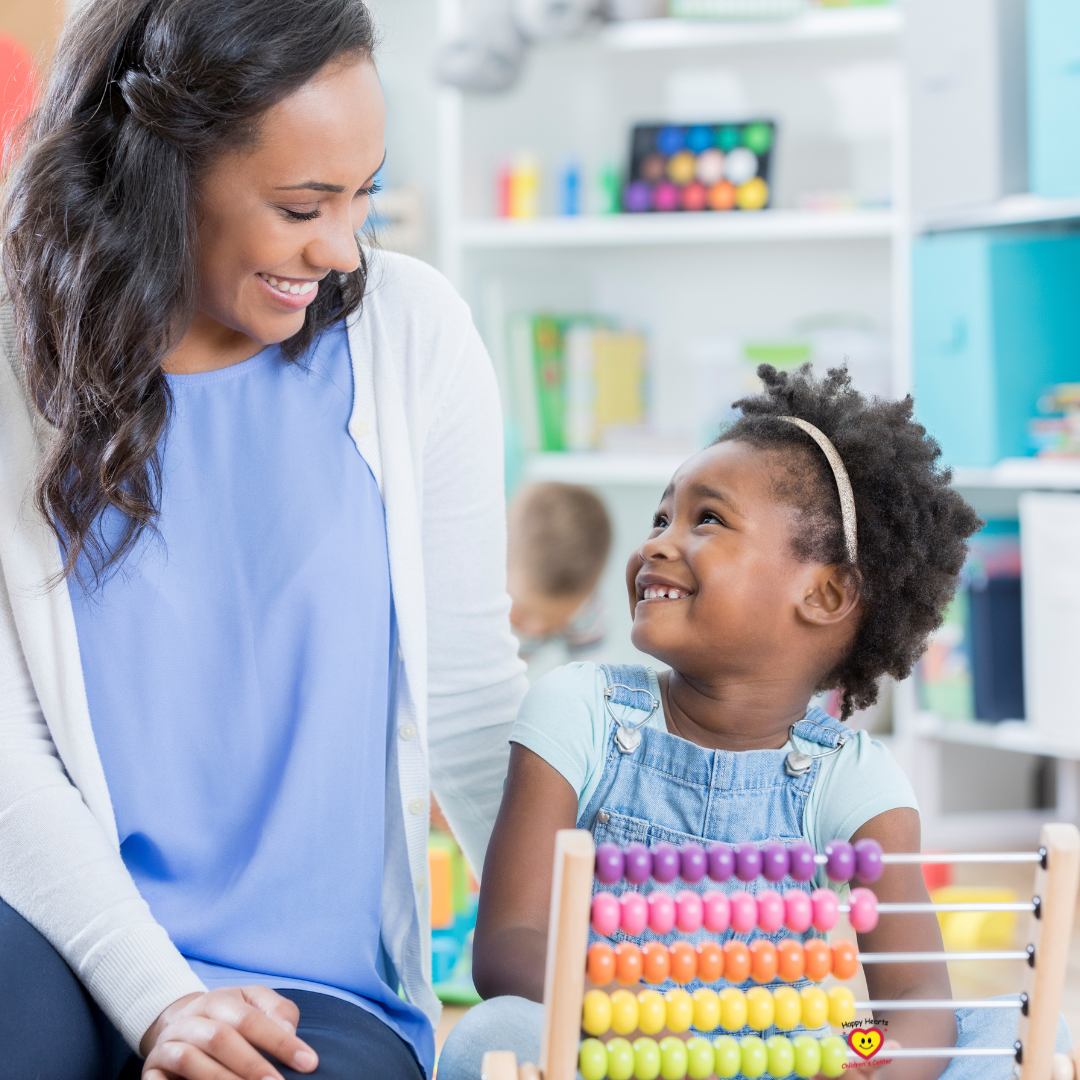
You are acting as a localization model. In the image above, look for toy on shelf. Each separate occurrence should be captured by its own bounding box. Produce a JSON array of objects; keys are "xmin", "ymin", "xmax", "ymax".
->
[
  {"xmin": 429, "ymin": 829, "xmax": 482, "ymax": 1004},
  {"xmin": 623, "ymin": 122, "xmax": 774, "ymax": 215},
  {"xmin": 479, "ymin": 826, "xmax": 1080, "ymax": 1080}
]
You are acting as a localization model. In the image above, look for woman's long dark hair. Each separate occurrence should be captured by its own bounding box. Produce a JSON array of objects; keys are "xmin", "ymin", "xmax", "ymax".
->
[{"xmin": 1, "ymin": 0, "xmax": 377, "ymax": 584}]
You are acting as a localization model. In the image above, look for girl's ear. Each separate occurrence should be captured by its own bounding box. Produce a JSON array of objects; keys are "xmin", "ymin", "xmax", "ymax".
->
[{"xmin": 797, "ymin": 565, "xmax": 860, "ymax": 627}]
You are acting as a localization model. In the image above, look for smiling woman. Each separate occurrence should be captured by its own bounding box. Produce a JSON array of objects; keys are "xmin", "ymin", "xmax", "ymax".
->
[{"xmin": 0, "ymin": 2, "xmax": 526, "ymax": 1080}]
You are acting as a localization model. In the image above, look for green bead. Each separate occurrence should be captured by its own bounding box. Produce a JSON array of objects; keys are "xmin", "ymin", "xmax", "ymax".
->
[
  {"xmin": 633, "ymin": 1037, "xmax": 662, "ymax": 1080},
  {"xmin": 740, "ymin": 1036, "xmax": 769, "ymax": 1079},
  {"xmin": 717, "ymin": 125, "xmax": 740, "ymax": 152},
  {"xmin": 792, "ymin": 1036, "xmax": 822, "ymax": 1079},
  {"xmin": 659, "ymin": 1036, "xmax": 689, "ymax": 1080},
  {"xmin": 766, "ymin": 1035, "xmax": 795, "ymax": 1078},
  {"xmin": 686, "ymin": 1036, "xmax": 714, "ymax": 1080},
  {"xmin": 608, "ymin": 1038, "xmax": 636, "ymax": 1080},
  {"xmin": 742, "ymin": 123, "xmax": 773, "ymax": 154},
  {"xmin": 820, "ymin": 1036, "xmax": 849, "ymax": 1079},
  {"xmin": 580, "ymin": 1037, "xmax": 609, "ymax": 1080},
  {"xmin": 713, "ymin": 1035, "xmax": 742, "ymax": 1079}
]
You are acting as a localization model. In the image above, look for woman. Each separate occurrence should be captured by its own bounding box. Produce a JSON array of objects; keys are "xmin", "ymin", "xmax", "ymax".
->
[{"xmin": 0, "ymin": 1, "xmax": 525, "ymax": 1077}]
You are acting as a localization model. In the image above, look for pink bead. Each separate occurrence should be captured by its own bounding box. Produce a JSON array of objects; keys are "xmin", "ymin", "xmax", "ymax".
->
[
  {"xmin": 647, "ymin": 891, "xmax": 676, "ymax": 936},
  {"xmin": 620, "ymin": 891, "xmax": 649, "ymax": 937},
  {"xmin": 848, "ymin": 887, "xmax": 879, "ymax": 934},
  {"xmin": 675, "ymin": 890, "xmax": 704, "ymax": 934},
  {"xmin": 591, "ymin": 892, "xmax": 621, "ymax": 937},
  {"xmin": 783, "ymin": 890, "xmax": 813, "ymax": 934},
  {"xmin": 729, "ymin": 890, "xmax": 757, "ymax": 935},
  {"xmin": 702, "ymin": 891, "xmax": 731, "ymax": 934},
  {"xmin": 756, "ymin": 889, "xmax": 785, "ymax": 934},
  {"xmin": 811, "ymin": 887, "xmax": 839, "ymax": 933}
]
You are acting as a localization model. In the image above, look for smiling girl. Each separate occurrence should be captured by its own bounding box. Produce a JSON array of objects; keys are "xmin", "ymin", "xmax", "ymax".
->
[{"xmin": 0, "ymin": 2, "xmax": 525, "ymax": 1078}]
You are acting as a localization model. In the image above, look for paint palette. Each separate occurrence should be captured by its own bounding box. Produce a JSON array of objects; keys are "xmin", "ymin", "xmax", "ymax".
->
[{"xmin": 623, "ymin": 121, "xmax": 775, "ymax": 214}]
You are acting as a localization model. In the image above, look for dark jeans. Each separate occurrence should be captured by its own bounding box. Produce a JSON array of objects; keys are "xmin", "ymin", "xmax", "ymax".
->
[{"xmin": 0, "ymin": 897, "xmax": 425, "ymax": 1080}]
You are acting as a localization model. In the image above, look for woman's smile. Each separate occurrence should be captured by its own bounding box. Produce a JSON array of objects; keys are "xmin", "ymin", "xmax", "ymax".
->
[{"xmin": 256, "ymin": 271, "xmax": 322, "ymax": 309}]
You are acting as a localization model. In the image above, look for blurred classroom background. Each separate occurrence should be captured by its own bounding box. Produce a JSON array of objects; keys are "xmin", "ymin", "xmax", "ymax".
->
[{"xmin": 5, "ymin": 0, "xmax": 1080, "ymax": 1049}]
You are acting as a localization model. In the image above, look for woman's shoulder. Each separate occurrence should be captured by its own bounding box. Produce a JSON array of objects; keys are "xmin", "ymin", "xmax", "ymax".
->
[{"xmin": 359, "ymin": 250, "xmax": 471, "ymax": 332}]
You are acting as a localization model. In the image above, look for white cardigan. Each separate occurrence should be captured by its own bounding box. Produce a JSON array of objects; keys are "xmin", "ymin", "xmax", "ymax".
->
[{"xmin": 0, "ymin": 252, "xmax": 527, "ymax": 1051}]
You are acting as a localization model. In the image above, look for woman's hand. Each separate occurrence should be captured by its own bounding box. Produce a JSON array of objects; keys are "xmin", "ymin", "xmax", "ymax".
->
[{"xmin": 140, "ymin": 986, "xmax": 319, "ymax": 1080}]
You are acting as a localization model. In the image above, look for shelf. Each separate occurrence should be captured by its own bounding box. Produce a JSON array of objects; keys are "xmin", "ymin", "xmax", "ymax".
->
[
  {"xmin": 524, "ymin": 451, "xmax": 690, "ymax": 485},
  {"xmin": 599, "ymin": 6, "xmax": 902, "ymax": 51},
  {"xmin": 918, "ymin": 194, "xmax": 1080, "ymax": 234},
  {"xmin": 912, "ymin": 713, "xmax": 1080, "ymax": 762},
  {"xmin": 951, "ymin": 458, "xmax": 1080, "ymax": 491},
  {"xmin": 460, "ymin": 210, "xmax": 898, "ymax": 250}
]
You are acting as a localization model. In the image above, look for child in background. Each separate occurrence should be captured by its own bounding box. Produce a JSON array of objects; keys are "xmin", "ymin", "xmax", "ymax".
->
[
  {"xmin": 507, "ymin": 482, "xmax": 612, "ymax": 681},
  {"xmin": 440, "ymin": 365, "xmax": 1073, "ymax": 1079}
]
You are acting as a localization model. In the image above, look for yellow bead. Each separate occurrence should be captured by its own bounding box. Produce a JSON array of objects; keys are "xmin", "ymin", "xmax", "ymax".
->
[
  {"xmin": 692, "ymin": 987, "xmax": 720, "ymax": 1033},
  {"xmin": 799, "ymin": 985, "xmax": 829, "ymax": 1029},
  {"xmin": 827, "ymin": 985, "xmax": 856, "ymax": 1027},
  {"xmin": 766, "ymin": 1035, "xmax": 795, "ymax": 1078},
  {"xmin": 686, "ymin": 1036, "xmax": 715, "ymax": 1080},
  {"xmin": 579, "ymin": 1038, "xmax": 608, "ymax": 1080},
  {"xmin": 772, "ymin": 986, "xmax": 801, "ymax": 1031},
  {"xmin": 719, "ymin": 987, "xmax": 748, "ymax": 1031},
  {"xmin": 638, "ymin": 989, "xmax": 667, "ymax": 1035},
  {"xmin": 634, "ymin": 1037, "xmax": 662, "ymax": 1080},
  {"xmin": 746, "ymin": 986, "xmax": 775, "ymax": 1032},
  {"xmin": 665, "ymin": 988, "xmax": 694, "ymax": 1033},
  {"xmin": 740, "ymin": 1035, "xmax": 769, "ymax": 1079},
  {"xmin": 583, "ymin": 989, "xmax": 613, "ymax": 1036},
  {"xmin": 608, "ymin": 1037, "xmax": 636, "ymax": 1080},
  {"xmin": 611, "ymin": 989, "xmax": 640, "ymax": 1035},
  {"xmin": 820, "ymin": 1036, "xmax": 848, "ymax": 1078}
]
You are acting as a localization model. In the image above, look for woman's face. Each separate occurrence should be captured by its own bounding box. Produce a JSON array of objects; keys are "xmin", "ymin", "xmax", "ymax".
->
[{"xmin": 187, "ymin": 56, "xmax": 386, "ymax": 355}]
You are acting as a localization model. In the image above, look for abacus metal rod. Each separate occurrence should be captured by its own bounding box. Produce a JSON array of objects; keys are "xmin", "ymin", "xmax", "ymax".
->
[
  {"xmin": 858, "ymin": 950, "xmax": 1030, "ymax": 963},
  {"xmin": 854, "ymin": 1048, "xmax": 1017, "ymax": 1059},
  {"xmin": 854, "ymin": 999, "xmax": 1022, "ymax": 1010},
  {"xmin": 861, "ymin": 901, "xmax": 1036, "ymax": 914},
  {"xmin": 876, "ymin": 851, "xmax": 1044, "ymax": 865}
]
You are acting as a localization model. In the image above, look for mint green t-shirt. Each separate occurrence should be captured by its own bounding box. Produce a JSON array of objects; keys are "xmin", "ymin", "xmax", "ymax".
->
[{"xmin": 510, "ymin": 662, "xmax": 918, "ymax": 883}]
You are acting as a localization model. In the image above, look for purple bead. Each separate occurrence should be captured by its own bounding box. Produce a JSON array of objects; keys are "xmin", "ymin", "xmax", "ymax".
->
[
  {"xmin": 624, "ymin": 842, "xmax": 652, "ymax": 885},
  {"xmin": 761, "ymin": 841, "xmax": 790, "ymax": 883},
  {"xmin": 854, "ymin": 838, "xmax": 884, "ymax": 883},
  {"xmin": 623, "ymin": 181, "xmax": 651, "ymax": 213},
  {"xmin": 707, "ymin": 842, "xmax": 735, "ymax": 882},
  {"xmin": 651, "ymin": 842, "xmax": 680, "ymax": 884},
  {"xmin": 595, "ymin": 842, "xmax": 625, "ymax": 885},
  {"xmin": 825, "ymin": 839, "xmax": 856, "ymax": 883},
  {"xmin": 680, "ymin": 842, "xmax": 708, "ymax": 884},
  {"xmin": 788, "ymin": 841, "xmax": 817, "ymax": 882},
  {"xmin": 733, "ymin": 842, "xmax": 763, "ymax": 882}
]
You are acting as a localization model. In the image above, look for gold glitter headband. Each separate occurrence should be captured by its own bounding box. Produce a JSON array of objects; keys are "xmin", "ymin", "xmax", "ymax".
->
[{"xmin": 777, "ymin": 416, "xmax": 858, "ymax": 564}]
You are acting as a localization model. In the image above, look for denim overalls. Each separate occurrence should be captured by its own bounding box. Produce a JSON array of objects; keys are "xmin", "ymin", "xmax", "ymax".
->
[{"xmin": 578, "ymin": 664, "xmax": 848, "ymax": 1041}]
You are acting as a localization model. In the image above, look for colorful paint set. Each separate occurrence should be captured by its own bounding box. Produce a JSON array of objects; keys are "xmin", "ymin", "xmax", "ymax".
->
[{"xmin": 623, "ymin": 122, "xmax": 775, "ymax": 215}]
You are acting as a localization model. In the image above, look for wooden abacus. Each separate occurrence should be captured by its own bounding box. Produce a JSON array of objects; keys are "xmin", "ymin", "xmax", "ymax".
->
[{"xmin": 480, "ymin": 824, "xmax": 1079, "ymax": 1080}]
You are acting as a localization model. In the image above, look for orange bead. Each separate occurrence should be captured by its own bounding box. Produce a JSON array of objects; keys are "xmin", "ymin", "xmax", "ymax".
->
[
  {"xmin": 748, "ymin": 939, "xmax": 778, "ymax": 983},
  {"xmin": 776, "ymin": 937, "xmax": 806, "ymax": 983},
  {"xmin": 804, "ymin": 937, "xmax": 832, "ymax": 982},
  {"xmin": 722, "ymin": 939, "xmax": 751, "ymax": 983},
  {"xmin": 696, "ymin": 940, "xmax": 725, "ymax": 983},
  {"xmin": 642, "ymin": 941, "xmax": 672, "ymax": 984},
  {"xmin": 669, "ymin": 941, "xmax": 698, "ymax": 984},
  {"xmin": 615, "ymin": 942, "xmax": 643, "ymax": 985},
  {"xmin": 832, "ymin": 939, "xmax": 859, "ymax": 981},
  {"xmin": 587, "ymin": 942, "xmax": 615, "ymax": 986}
]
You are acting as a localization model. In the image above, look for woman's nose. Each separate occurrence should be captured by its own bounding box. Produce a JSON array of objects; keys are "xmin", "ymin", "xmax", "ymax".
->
[{"xmin": 306, "ymin": 212, "xmax": 362, "ymax": 275}]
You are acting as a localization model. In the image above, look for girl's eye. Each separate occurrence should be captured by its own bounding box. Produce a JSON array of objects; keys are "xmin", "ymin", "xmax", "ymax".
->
[
  {"xmin": 652, "ymin": 514, "xmax": 669, "ymax": 529},
  {"xmin": 281, "ymin": 206, "xmax": 320, "ymax": 222},
  {"xmin": 700, "ymin": 510, "xmax": 724, "ymax": 526}
]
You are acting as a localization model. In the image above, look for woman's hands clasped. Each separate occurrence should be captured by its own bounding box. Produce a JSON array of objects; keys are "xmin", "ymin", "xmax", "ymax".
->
[{"xmin": 140, "ymin": 986, "xmax": 319, "ymax": 1080}]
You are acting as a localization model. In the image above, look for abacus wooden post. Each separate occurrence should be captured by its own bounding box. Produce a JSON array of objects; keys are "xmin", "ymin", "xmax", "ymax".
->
[
  {"xmin": 1017, "ymin": 823, "xmax": 1080, "ymax": 1079},
  {"xmin": 480, "ymin": 1051, "xmax": 519, "ymax": 1080},
  {"xmin": 540, "ymin": 829, "xmax": 596, "ymax": 1080}
]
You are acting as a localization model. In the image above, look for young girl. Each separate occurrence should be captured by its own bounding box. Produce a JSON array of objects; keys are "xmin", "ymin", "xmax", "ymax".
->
[{"xmin": 439, "ymin": 366, "xmax": 1071, "ymax": 1078}]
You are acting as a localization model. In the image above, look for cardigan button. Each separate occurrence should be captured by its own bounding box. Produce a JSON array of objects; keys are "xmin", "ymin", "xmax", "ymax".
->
[
  {"xmin": 352, "ymin": 420, "xmax": 371, "ymax": 439},
  {"xmin": 415, "ymin": 875, "xmax": 426, "ymax": 893},
  {"xmin": 399, "ymin": 724, "xmax": 417, "ymax": 741},
  {"xmin": 408, "ymin": 797, "xmax": 426, "ymax": 815}
]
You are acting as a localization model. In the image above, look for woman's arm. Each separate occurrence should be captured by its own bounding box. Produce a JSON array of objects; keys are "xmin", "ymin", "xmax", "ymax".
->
[
  {"xmin": 472, "ymin": 743, "xmax": 580, "ymax": 1001},
  {"xmin": 852, "ymin": 808, "xmax": 956, "ymax": 1079}
]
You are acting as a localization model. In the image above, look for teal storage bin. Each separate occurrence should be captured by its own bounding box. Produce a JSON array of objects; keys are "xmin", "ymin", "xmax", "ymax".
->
[
  {"xmin": 1028, "ymin": 0, "xmax": 1080, "ymax": 197},
  {"xmin": 912, "ymin": 231, "xmax": 1080, "ymax": 467}
]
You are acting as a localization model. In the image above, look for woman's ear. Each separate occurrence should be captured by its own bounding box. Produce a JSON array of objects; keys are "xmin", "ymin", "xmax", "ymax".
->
[{"xmin": 797, "ymin": 565, "xmax": 860, "ymax": 627}]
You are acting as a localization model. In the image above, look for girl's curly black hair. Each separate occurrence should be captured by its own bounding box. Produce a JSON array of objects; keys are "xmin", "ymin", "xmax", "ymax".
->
[{"xmin": 717, "ymin": 363, "xmax": 983, "ymax": 720}]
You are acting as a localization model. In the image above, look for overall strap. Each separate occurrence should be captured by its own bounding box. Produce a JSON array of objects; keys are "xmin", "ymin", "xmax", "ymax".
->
[
  {"xmin": 790, "ymin": 706, "xmax": 848, "ymax": 749},
  {"xmin": 600, "ymin": 663, "xmax": 659, "ymax": 712}
]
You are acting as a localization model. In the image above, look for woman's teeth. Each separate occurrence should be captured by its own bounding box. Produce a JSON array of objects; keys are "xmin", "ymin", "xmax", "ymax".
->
[
  {"xmin": 259, "ymin": 273, "xmax": 316, "ymax": 296},
  {"xmin": 643, "ymin": 586, "xmax": 690, "ymax": 600}
]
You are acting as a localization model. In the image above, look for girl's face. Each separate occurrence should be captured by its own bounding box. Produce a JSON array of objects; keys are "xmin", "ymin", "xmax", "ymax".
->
[
  {"xmin": 626, "ymin": 440, "xmax": 855, "ymax": 683},
  {"xmin": 181, "ymin": 56, "xmax": 385, "ymax": 360}
]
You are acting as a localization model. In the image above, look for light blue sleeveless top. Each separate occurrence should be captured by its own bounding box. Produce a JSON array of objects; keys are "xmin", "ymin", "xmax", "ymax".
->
[{"xmin": 70, "ymin": 323, "xmax": 432, "ymax": 1073}]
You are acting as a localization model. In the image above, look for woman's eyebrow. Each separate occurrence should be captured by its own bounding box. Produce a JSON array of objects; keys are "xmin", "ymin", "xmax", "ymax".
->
[{"xmin": 275, "ymin": 153, "xmax": 388, "ymax": 194}]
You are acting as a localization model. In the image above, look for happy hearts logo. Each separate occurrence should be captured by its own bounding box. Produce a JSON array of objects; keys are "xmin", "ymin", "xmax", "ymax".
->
[{"xmin": 848, "ymin": 1028, "xmax": 884, "ymax": 1059}]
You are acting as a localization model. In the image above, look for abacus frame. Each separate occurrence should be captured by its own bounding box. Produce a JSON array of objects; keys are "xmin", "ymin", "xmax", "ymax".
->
[{"xmin": 479, "ymin": 824, "xmax": 1079, "ymax": 1080}]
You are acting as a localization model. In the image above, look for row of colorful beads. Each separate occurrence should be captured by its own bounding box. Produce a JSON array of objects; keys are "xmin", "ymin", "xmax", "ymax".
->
[
  {"xmin": 586, "ymin": 937, "xmax": 859, "ymax": 987},
  {"xmin": 582, "ymin": 984, "xmax": 856, "ymax": 1037},
  {"xmin": 594, "ymin": 839, "xmax": 883, "ymax": 887},
  {"xmin": 578, "ymin": 1032, "xmax": 851, "ymax": 1080},
  {"xmin": 590, "ymin": 886, "xmax": 879, "ymax": 939}
]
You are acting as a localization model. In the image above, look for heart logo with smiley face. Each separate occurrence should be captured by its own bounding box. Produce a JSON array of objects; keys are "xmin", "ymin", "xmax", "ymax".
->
[{"xmin": 848, "ymin": 1027, "xmax": 884, "ymax": 1059}]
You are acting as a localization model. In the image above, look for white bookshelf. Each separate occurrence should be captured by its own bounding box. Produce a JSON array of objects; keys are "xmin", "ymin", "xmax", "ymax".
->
[{"xmin": 917, "ymin": 193, "xmax": 1080, "ymax": 235}]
